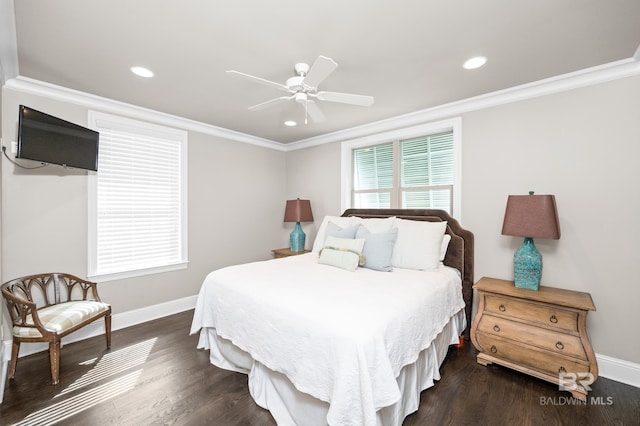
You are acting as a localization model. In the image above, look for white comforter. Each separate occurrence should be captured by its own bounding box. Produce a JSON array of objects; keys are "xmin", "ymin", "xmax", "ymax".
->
[{"xmin": 190, "ymin": 253, "xmax": 464, "ymax": 426}]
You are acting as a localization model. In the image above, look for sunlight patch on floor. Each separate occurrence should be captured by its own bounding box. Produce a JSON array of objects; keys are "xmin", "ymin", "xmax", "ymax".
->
[
  {"xmin": 56, "ymin": 337, "xmax": 157, "ymax": 396},
  {"xmin": 11, "ymin": 338, "xmax": 157, "ymax": 426},
  {"xmin": 12, "ymin": 370, "xmax": 142, "ymax": 426}
]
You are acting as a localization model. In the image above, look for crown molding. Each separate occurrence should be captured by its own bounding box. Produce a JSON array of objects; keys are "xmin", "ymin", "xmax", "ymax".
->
[
  {"xmin": 285, "ymin": 57, "xmax": 640, "ymax": 151},
  {"xmin": 3, "ymin": 76, "xmax": 287, "ymax": 152},
  {"xmin": 4, "ymin": 56, "xmax": 639, "ymax": 152}
]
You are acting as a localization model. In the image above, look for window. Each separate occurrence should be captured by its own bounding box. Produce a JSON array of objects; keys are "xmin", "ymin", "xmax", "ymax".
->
[
  {"xmin": 342, "ymin": 118, "xmax": 461, "ymax": 218},
  {"xmin": 88, "ymin": 112, "xmax": 188, "ymax": 282}
]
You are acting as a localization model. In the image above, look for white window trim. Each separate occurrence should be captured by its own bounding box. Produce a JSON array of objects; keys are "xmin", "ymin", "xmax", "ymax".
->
[
  {"xmin": 341, "ymin": 117, "xmax": 462, "ymax": 219},
  {"xmin": 87, "ymin": 111, "xmax": 189, "ymax": 282}
]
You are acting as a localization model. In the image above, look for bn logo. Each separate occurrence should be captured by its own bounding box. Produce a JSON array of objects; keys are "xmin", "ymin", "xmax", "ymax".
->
[{"xmin": 558, "ymin": 372, "xmax": 595, "ymax": 391}]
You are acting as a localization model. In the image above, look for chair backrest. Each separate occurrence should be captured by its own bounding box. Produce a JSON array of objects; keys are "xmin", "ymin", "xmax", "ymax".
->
[
  {"xmin": 0, "ymin": 272, "xmax": 101, "ymax": 325},
  {"xmin": 1, "ymin": 273, "xmax": 101, "ymax": 326}
]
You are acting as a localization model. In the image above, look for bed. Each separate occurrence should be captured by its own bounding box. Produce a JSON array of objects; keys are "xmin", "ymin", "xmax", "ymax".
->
[{"xmin": 190, "ymin": 209, "xmax": 474, "ymax": 426}]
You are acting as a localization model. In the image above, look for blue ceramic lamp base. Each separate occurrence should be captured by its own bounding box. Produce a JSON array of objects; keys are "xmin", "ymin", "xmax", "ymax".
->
[
  {"xmin": 290, "ymin": 222, "xmax": 306, "ymax": 252},
  {"xmin": 513, "ymin": 237, "xmax": 542, "ymax": 290}
]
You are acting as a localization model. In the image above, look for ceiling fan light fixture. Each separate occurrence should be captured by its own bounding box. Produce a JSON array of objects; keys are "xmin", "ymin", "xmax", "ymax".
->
[
  {"xmin": 228, "ymin": 55, "xmax": 373, "ymax": 125},
  {"xmin": 287, "ymin": 76, "xmax": 305, "ymax": 92},
  {"xmin": 130, "ymin": 66, "xmax": 154, "ymax": 78},
  {"xmin": 294, "ymin": 63, "xmax": 310, "ymax": 76},
  {"xmin": 463, "ymin": 56, "xmax": 487, "ymax": 70}
]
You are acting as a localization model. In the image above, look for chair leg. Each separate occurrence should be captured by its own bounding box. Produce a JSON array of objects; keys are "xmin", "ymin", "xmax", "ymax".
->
[
  {"xmin": 9, "ymin": 339, "xmax": 20, "ymax": 380},
  {"xmin": 49, "ymin": 340, "xmax": 61, "ymax": 385},
  {"xmin": 105, "ymin": 313, "xmax": 112, "ymax": 349}
]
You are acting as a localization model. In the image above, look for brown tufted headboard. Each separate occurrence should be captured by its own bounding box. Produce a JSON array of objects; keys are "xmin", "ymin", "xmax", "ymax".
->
[{"xmin": 341, "ymin": 209, "xmax": 475, "ymax": 340}]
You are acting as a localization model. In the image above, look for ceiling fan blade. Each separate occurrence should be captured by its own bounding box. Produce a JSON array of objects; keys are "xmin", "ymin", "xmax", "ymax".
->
[
  {"xmin": 248, "ymin": 95, "xmax": 294, "ymax": 111},
  {"xmin": 300, "ymin": 99, "xmax": 326, "ymax": 123},
  {"xmin": 316, "ymin": 91, "xmax": 375, "ymax": 107},
  {"xmin": 302, "ymin": 56, "xmax": 338, "ymax": 89},
  {"xmin": 226, "ymin": 70, "xmax": 290, "ymax": 92}
]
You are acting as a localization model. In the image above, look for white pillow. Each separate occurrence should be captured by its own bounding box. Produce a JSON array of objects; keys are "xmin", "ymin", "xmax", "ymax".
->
[
  {"xmin": 318, "ymin": 236, "xmax": 366, "ymax": 271},
  {"xmin": 440, "ymin": 234, "xmax": 452, "ymax": 261},
  {"xmin": 312, "ymin": 216, "xmax": 354, "ymax": 253},
  {"xmin": 351, "ymin": 216, "xmax": 396, "ymax": 233},
  {"xmin": 391, "ymin": 219, "xmax": 447, "ymax": 271}
]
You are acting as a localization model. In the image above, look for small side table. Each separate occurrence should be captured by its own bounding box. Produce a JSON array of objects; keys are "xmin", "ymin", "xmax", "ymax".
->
[
  {"xmin": 272, "ymin": 248, "xmax": 311, "ymax": 258},
  {"xmin": 471, "ymin": 277, "xmax": 597, "ymax": 401}
]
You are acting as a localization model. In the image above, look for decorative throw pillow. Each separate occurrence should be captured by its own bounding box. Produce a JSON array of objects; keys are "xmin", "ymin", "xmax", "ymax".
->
[
  {"xmin": 318, "ymin": 236, "xmax": 366, "ymax": 271},
  {"xmin": 391, "ymin": 219, "xmax": 447, "ymax": 271},
  {"xmin": 356, "ymin": 226, "xmax": 398, "ymax": 272},
  {"xmin": 325, "ymin": 222, "xmax": 361, "ymax": 239},
  {"xmin": 312, "ymin": 216, "xmax": 354, "ymax": 253}
]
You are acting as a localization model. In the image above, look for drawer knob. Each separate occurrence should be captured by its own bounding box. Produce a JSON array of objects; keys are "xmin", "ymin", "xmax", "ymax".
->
[
  {"xmin": 549, "ymin": 314, "xmax": 558, "ymax": 324},
  {"xmin": 499, "ymin": 304, "xmax": 506, "ymax": 312},
  {"xmin": 559, "ymin": 366, "xmax": 567, "ymax": 374},
  {"xmin": 493, "ymin": 325, "xmax": 501, "ymax": 332},
  {"xmin": 556, "ymin": 341, "xmax": 565, "ymax": 350},
  {"xmin": 490, "ymin": 345, "xmax": 497, "ymax": 354}
]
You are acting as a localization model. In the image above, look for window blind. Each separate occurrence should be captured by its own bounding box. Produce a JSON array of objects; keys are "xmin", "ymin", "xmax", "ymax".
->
[
  {"xmin": 400, "ymin": 131, "xmax": 454, "ymax": 211},
  {"xmin": 88, "ymin": 112, "xmax": 187, "ymax": 281},
  {"xmin": 352, "ymin": 143, "xmax": 393, "ymax": 208},
  {"xmin": 352, "ymin": 131, "xmax": 454, "ymax": 212}
]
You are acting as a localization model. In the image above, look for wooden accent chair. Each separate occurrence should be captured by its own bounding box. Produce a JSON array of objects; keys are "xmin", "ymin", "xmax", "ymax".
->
[{"xmin": 1, "ymin": 273, "xmax": 111, "ymax": 385}]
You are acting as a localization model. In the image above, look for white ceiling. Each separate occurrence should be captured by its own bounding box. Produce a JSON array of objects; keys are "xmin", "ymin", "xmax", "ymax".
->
[{"xmin": 3, "ymin": 0, "xmax": 640, "ymax": 144}]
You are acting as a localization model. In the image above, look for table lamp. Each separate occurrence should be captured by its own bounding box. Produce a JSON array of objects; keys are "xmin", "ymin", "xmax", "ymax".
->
[
  {"xmin": 284, "ymin": 198, "xmax": 314, "ymax": 252},
  {"xmin": 501, "ymin": 191, "xmax": 560, "ymax": 290}
]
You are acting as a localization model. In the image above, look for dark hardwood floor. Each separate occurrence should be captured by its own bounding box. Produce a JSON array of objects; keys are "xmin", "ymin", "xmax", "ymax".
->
[{"xmin": 1, "ymin": 310, "xmax": 638, "ymax": 425}]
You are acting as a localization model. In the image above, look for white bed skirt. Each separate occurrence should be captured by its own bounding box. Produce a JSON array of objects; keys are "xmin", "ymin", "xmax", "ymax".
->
[{"xmin": 197, "ymin": 309, "xmax": 466, "ymax": 426}]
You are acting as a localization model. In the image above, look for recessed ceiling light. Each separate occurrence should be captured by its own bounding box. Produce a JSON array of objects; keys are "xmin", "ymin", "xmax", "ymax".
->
[
  {"xmin": 130, "ymin": 66, "xmax": 154, "ymax": 78},
  {"xmin": 463, "ymin": 56, "xmax": 487, "ymax": 70},
  {"xmin": 284, "ymin": 120, "xmax": 297, "ymax": 127}
]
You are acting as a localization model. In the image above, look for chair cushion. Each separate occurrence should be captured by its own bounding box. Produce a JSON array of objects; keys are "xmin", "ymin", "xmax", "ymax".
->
[{"xmin": 13, "ymin": 301, "xmax": 110, "ymax": 338}]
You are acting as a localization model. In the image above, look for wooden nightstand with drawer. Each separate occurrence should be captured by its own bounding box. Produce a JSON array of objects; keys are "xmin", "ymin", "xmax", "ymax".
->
[{"xmin": 471, "ymin": 277, "xmax": 597, "ymax": 401}]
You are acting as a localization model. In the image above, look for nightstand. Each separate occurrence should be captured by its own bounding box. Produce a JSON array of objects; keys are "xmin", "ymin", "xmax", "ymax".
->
[
  {"xmin": 471, "ymin": 277, "xmax": 597, "ymax": 401},
  {"xmin": 272, "ymin": 248, "xmax": 311, "ymax": 258}
]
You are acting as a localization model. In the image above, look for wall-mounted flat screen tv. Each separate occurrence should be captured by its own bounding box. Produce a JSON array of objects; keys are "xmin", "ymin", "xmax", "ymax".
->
[{"xmin": 17, "ymin": 105, "xmax": 99, "ymax": 171}]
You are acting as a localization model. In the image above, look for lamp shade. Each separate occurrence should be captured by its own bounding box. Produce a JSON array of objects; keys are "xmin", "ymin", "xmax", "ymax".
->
[
  {"xmin": 284, "ymin": 199, "xmax": 314, "ymax": 223},
  {"xmin": 502, "ymin": 193, "xmax": 561, "ymax": 239}
]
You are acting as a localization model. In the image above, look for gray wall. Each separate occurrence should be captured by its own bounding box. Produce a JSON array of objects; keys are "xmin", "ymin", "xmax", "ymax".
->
[
  {"xmin": 285, "ymin": 142, "xmax": 343, "ymax": 245},
  {"xmin": 1, "ymin": 88, "xmax": 288, "ymax": 315},
  {"xmin": 287, "ymin": 75, "xmax": 640, "ymax": 364}
]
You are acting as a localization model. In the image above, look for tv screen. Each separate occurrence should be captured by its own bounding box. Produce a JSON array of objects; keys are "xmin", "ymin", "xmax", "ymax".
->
[{"xmin": 17, "ymin": 105, "xmax": 99, "ymax": 171}]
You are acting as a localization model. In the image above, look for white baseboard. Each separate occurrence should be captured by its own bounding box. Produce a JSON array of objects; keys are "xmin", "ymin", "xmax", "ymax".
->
[
  {"xmin": 14, "ymin": 295, "xmax": 198, "ymax": 358},
  {"xmin": 596, "ymin": 353, "xmax": 640, "ymax": 389},
  {"xmin": 110, "ymin": 294, "xmax": 198, "ymax": 331},
  {"xmin": 6, "ymin": 296, "xmax": 639, "ymax": 390}
]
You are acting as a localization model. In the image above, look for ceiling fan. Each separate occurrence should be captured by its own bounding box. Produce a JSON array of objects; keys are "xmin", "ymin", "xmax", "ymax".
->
[{"xmin": 227, "ymin": 55, "xmax": 374, "ymax": 123}]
